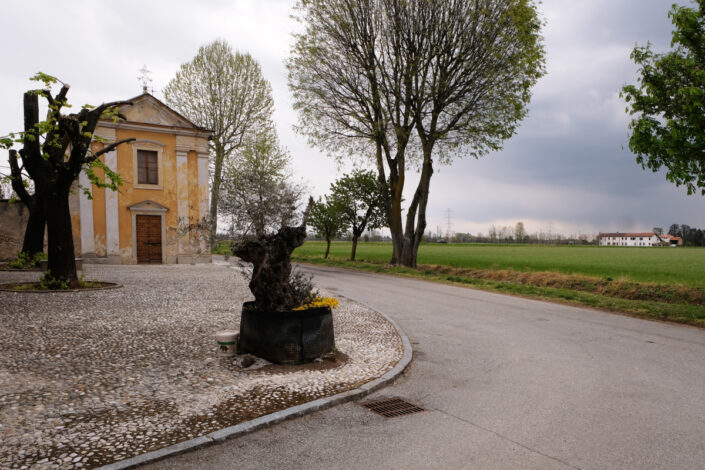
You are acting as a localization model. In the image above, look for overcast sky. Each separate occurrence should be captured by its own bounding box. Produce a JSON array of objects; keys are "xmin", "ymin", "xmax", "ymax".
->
[{"xmin": 1, "ymin": 0, "xmax": 702, "ymax": 237}]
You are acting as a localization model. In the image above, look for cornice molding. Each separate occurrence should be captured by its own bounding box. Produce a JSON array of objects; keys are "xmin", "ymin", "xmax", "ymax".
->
[{"xmin": 98, "ymin": 121, "xmax": 212, "ymax": 139}]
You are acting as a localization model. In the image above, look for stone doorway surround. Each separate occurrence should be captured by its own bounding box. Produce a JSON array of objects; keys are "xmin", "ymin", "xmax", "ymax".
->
[{"xmin": 128, "ymin": 200, "xmax": 168, "ymax": 265}]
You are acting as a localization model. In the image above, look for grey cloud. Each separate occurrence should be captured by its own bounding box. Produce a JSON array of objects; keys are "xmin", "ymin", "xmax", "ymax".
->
[{"xmin": 1, "ymin": 0, "xmax": 702, "ymax": 236}]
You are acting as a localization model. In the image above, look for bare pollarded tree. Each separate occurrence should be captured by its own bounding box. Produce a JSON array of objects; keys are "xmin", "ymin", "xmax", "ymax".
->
[
  {"xmin": 2, "ymin": 73, "xmax": 134, "ymax": 285},
  {"xmin": 164, "ymin": 39, "xmax": 275, "ymax": 242},
  {"xmin": 289, "ymin": 0, "xmax": 546, "ymax": 267}
]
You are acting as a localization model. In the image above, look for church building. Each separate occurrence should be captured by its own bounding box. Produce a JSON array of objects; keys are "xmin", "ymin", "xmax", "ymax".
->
[{"xmin": 71, "ymin": 93, "xmax": 212, "ymax": 264}]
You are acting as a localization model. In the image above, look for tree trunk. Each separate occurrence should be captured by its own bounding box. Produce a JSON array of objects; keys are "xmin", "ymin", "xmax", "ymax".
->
[
  {"xmin": 400, "ymin": 151, "xmax": 434, "ymax": 268},
  {"xmin": 409, "ymin": 163, "xmax": 432, "ymax": 267},
  {"xmin": 233, "ymin": 198, "xmax": 313, "ymax": 311},
  {"xmin": 44, "ymin": 183, "xmax": 78, "ymax": 287},
  {"xmin": 8, "ymin": 149, "xmax": 45, "ymax": 257},
  {"xmin": 350, "ymin": 235, "xmax": 359, "ymax": 261},
  {"xmin": 387, "ymin": 167, "xmax": 405, "ymax": 265},
  {"xmin": 324, "ymin": 237, "xmax": 331, "ymax": 259},
  {"xmin": 21, "ymin": 196, "xmax": 45, "ymax": 256}
]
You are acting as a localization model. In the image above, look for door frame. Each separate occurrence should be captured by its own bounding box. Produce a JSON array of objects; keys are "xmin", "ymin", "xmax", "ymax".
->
[{"xmin": 128, "ymin": 200, "xmax": 168, "ymax": 264}]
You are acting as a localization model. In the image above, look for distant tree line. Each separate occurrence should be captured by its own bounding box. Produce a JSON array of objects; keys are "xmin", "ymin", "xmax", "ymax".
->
[
  {"xmin": 428, "ymin": 231, "xmax": 593, "ymax": 245},
  {"xmin": 667, "ymin": 224, "xmax": 705, "ymax": 246},
  {"xmin": 442, "ymin": 221, "xmax": 593, "ymax": 245}
]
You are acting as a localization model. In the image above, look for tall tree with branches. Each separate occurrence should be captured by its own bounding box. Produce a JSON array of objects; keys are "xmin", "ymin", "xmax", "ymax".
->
[
  {"xmin": 622, "ymin": 0, "xmax": 705, "ymax": 196},
  {"xmin": 164, "ymin": 39, "xmax": 275, "ymax": 242},
  {"xmin": 1, "ymin": 73, "xmax": 134, "ymax": 285},
  {"xmin": 289, "ymin": 0, "xmax": 545, "ymax": 267}
]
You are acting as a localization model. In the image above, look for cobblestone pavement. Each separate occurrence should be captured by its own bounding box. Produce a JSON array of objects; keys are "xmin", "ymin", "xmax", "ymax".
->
[{"xmin": 0, "ymin": 264, "xmax": 403, "ymax": 469}]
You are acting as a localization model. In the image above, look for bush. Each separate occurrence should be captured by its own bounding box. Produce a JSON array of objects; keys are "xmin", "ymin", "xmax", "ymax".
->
[
  {"xmin": 288, "ymin": 270, "xmax": 319, "ymax": 309},
  {"xmin": 211, "ymin": 241, "xmax": 233, "ymax": 256},
  {"xmin": 9, "ymin": 251, "xmax": 46, "ymax": 269},
  {"xmin": 39, "ymin": 270, "xmax": 70, "ymax": 290}
]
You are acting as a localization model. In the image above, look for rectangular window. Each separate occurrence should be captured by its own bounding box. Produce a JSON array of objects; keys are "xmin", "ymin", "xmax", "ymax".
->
[{"xmin": 137, "ymin": 150, "xmax": 158, "ymax": 185}]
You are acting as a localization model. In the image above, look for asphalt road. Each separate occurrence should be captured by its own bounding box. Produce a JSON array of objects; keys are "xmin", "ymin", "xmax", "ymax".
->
[{"xmin": 144, "ymin": 265, "xmax": 705, "ymax": 470}]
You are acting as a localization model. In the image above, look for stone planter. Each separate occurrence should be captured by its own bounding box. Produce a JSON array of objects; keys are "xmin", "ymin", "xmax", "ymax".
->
[{"xmin": 237, "ymin": 301, "xmax": 335, "ymax": 365}]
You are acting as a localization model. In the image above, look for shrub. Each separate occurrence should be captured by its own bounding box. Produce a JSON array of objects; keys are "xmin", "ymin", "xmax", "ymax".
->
[
  {"xmin": 289, "ymin": 270, "xmax": 319, "ymax": 309},
  {"xmin": 9, "ymin": 251, "xmax": 46, "ymax": 269},
  {"xmin": 39, "ymin": 270, "xmax": 70, "ymax": 290}
]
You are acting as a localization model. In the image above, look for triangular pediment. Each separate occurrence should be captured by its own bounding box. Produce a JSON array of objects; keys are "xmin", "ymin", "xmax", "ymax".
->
[
  {"xmin": 118, "ymin": 94, "xmax": 200, "ymax": 129},
  {"xmin": 127, "ymin": 200, "xmax": 169, "ymax": 212}
]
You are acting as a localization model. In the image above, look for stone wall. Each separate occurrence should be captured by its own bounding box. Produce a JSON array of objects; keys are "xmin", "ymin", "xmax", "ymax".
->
[
  {"xmin": 1, "ymin": 192, "xmax": 78, "ymax": 262},
  {"xmin": 0, "ymin": 200, "xmax": 28, "ymax": 261}
]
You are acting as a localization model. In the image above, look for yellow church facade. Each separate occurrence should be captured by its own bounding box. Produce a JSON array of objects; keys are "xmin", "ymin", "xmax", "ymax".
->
[{"xmin": 71, "ymin": 93, "xmax": 212, "ymax": 264}]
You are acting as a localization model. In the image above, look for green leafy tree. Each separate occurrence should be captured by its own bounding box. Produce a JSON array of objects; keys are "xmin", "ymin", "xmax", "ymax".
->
[
  {"xmin": 289, "ymin": 0, "xmax": 545, "ymax": 267},
  {"xmin": 164, "ymin": 39, "xmax": 275, "ymax": 241},
  {"xmin": 2, "ymin": 73, "xmax": 133, "ymax": 286},
  {"xmin": 622, "ymin": 1, "xmax": 705, "ymax": 195},
  {"xmin": 329, "ymin": 170, "xmax": 386, "ymax": 261},
  {"xmin": 308, "ymin": 197, "xmax": 349, "ymax": 259}
]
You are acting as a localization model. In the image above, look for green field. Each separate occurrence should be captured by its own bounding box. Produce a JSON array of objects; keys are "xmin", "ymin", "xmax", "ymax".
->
[
  {"xmin": 292, "ymin": 241, "xmax": 705, "ymax": 327},
  {"xmin": 294, "ymin": 242, "xmax": 705, "ymax": 287}
]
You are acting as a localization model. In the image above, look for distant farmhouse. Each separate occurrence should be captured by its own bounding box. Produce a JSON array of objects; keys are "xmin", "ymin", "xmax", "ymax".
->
[{"xmin": 598, "ymin": 232, "xmax": 682, "ymax": 247}]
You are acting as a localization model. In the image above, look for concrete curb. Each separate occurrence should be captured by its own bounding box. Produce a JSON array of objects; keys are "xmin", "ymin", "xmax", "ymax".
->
[{"xmin": 96, "ymin": 305, "xmax": 412, "ymax": 470}]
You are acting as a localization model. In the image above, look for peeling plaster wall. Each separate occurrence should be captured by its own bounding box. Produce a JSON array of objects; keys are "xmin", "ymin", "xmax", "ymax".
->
[
  {"xmin": 2, "ymin": 189, "xmax": 79, "ymax": 262},
  {"xmin": 115, "ymin": 128, "xmax": 179, "ymax": 264},
  {"xmin": 83, "ymin": 94, "xmax": 211, "ymax": 265},
  {"xmin": 0, "ymin": 201, "xmax": 29, "ymax": 261},
  {"xmin": 90, "ymin": 148, "xmax": 108, "ymax": 258},
  {"xmin": 69, "ymin": 181, "xmax": 82, "ymax": 256}
]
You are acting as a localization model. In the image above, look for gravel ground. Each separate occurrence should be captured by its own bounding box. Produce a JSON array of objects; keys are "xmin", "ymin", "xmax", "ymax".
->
[{"xmin": 0, "ymin": 263, "xmax": 403, "ymax": 470}]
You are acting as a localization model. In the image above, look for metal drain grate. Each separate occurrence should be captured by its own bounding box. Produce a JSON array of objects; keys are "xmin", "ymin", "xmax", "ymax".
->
[{"xmin": 361, "ymin": 398, "xmax": 425, "ymax": 418}]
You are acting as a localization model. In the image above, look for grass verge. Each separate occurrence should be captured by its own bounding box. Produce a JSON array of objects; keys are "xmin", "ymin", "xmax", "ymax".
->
[
  {"xmin": 292, "ymin": 254, "xmax": 705, "ymax": 329},
  {"xmin": 212, "ymin": 241, "xmax": 232, "ymax": 256}
]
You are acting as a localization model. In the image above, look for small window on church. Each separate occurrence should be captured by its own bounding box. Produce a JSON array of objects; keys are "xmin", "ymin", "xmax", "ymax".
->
[{"xmin": 137, "ymin": 150, "xmax": 158, "ymax": 185}]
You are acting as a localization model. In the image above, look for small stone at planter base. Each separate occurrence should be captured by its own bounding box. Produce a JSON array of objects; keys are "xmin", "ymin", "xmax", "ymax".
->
[
  {"xmin": 215, "ymin": 330, "xmax": 239, "ymax": 357},
  {"xmin": 322, "ymin": 351, "xmax": 337, "ymax": 362},
  {"xmin": 240, "ymin": 355, "xmax": 256, "ymax": 368}
]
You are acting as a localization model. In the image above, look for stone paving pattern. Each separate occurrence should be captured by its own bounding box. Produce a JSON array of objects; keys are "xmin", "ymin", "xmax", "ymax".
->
[{"xmin": 0, "ymin": 264, "xmax": 403, "ymax": 469}]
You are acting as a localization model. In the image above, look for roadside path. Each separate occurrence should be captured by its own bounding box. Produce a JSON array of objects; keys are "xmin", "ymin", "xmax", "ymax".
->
[{"xmin": 144, "ymin": 264, "xmax": 705, "ymax": 470}]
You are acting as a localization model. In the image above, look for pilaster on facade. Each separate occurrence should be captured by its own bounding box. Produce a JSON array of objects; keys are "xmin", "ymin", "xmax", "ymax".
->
[
  {"xmin": 176, "ymin": 150, "xmax": 190, "ymax": 262},
  {"xmin": 78, "ymin": 170, "xmax": 95, "ymax": 256},
  {"xmin": 197, "ymin": 151, "xmax": 211, "ymax": 258},
  {"xmin": 104, "ymin": 149, "xmax": 120, "ymax": 261}
]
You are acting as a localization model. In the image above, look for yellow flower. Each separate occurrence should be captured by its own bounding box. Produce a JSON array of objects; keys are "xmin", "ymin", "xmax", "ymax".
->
[{"xmin": 294, "ymin": 296, "xmax": 340, "ymax": 310}]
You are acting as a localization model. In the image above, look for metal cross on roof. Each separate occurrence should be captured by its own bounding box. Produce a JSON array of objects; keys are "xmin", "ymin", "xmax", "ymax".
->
[{"xmin": 137, "ymin": 64, "xmax": 153, "ymax": 93}]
